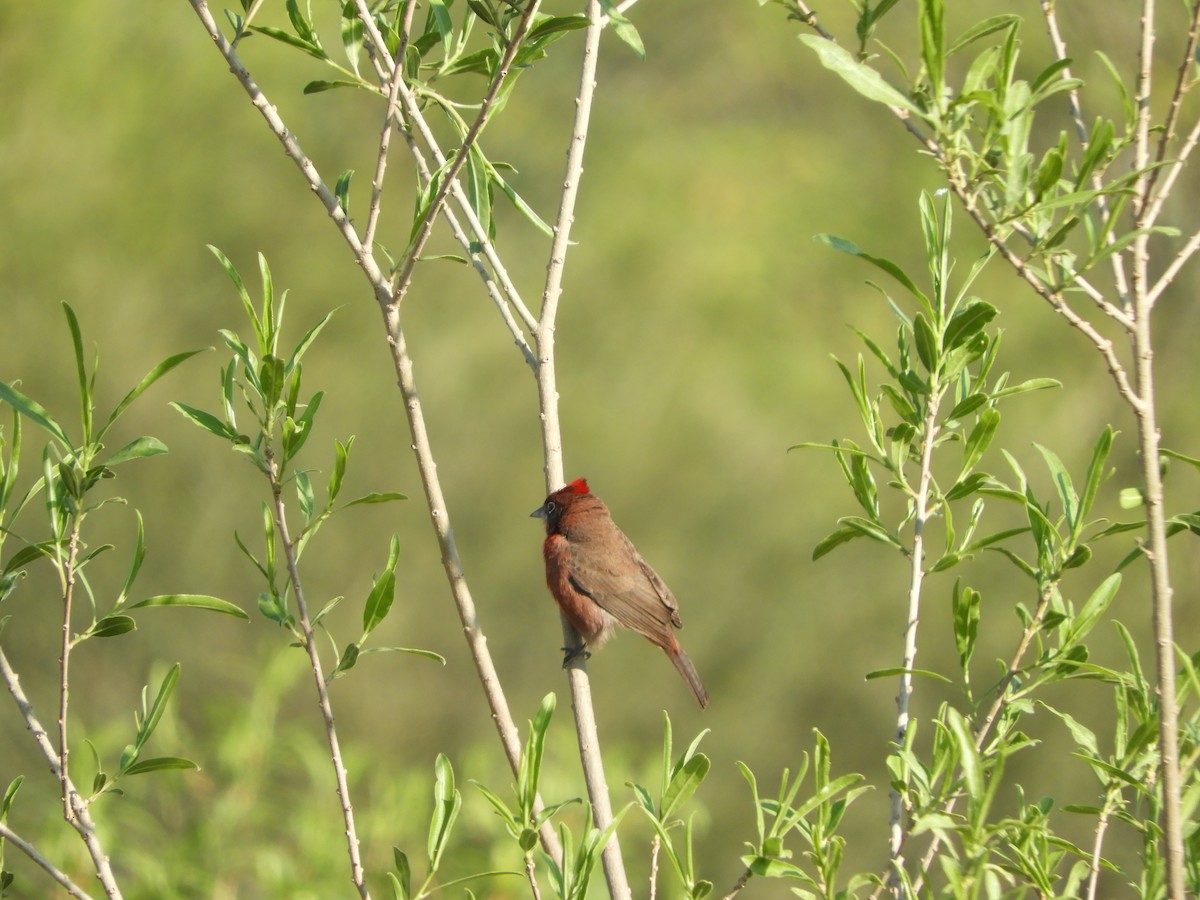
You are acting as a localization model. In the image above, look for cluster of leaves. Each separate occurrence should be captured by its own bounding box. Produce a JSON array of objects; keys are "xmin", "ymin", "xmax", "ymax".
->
[
  {"xmin": 793, "ymin": 0, "xmax": 1177, "ymax": 287},
  {"xmin": 798, "ymin": 192, "xmax": 1059, "ymax": 567},
  {"xmin": 799, "ymin": 192, "xmax": 1200, "ymax": 893},
  {"xmin": 226, "ymin": 0, "xmax": 627, "ymax": 252},
  {"xmin": 171, "ymin": 247, "xmax": 428, "ymax": 677},
  {"xmin": 0, "ymin": 305, "xmax": 247, "ymax": 891}
]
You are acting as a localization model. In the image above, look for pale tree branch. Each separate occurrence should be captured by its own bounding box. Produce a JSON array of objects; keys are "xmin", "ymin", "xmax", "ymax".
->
[
  {"xmin": 1143, "ymin": 0, "xmax": 1200, "ymax": 221},
  {"xmin": 0, "ymin": 822, "xmax": 94, "ymax": 900},
  {"xmin": 263, "ymin": 447, "xmax": 368, "ymax": 899},
  {"xmin": 1130, "ymin": 2, "xmax": 1186, "ymax": 895},
  {"xmin": 533, "ymin": 1, "xmax": 631, "ymax": 897},
  {"xmin": 1148, "ymin": 221, "xmax": 1200, "ymax": 306},
  {"xmin": 349, "ymin": 0, "xmax": 539, "ymax": 336},
  {"xmin": 1038, "ymin": 0, "xmax": 1132, "ymax": 308},
  {"xmin": 184, "ymin": 0, "xmax": 565, "ymax": 870},
  {"xmin": 57, "ymin": 528, "xmax": 79, "ymax": 823},
  {"xmin": 885, "ymin": 400, "xmax": 941, "ymax": 895},
  {"xmin": 390, "ymin": 0, "xmax": 543, "ymax": 314},
  {"xmin": 0, "ymin": 646, "xmax": 123, "ymax": 899}
]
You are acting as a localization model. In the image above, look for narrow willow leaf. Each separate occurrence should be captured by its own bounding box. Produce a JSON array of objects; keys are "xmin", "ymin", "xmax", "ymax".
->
[
  {"xmin": 106, "ymin": 436, "xmax": 168, "ymax": 466},
  {"xmin": 814, "ymin": 234, "xmax": 933, "ymax": 314},
  {"xmin": 959, "ymin": 408, "xmax": 1000, "ymax": 476},
  {"xmin": 0, "ymin": 383, "xmax": 70, "ymax": 446},
  {"xmin": 362, "ymin": 535, "xmax": 401, "ymax": 635},
  {"xmin": 344, "ymin": 491, "xmax": 408, "ymax": 506},
  {"xmin": 129, "ymin": 594, "xmax": 250, "ymax": 620},
  {"xmin": 88, "ymin": 615, "xmax": 138, "ymax": 638},
  {"xmin": 800, "ymin": 35, "xmax": 923, "ymax": 116},
  {"xmin": 122, "ymin": 757, "xmax": 200, "ymax": 775},
  {"xmin": 170, "ymin": 402, "xmax": 238, "ymax": 442}
]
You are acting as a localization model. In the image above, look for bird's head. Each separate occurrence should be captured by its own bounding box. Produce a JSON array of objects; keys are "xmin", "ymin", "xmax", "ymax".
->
[{"xmin": 531, "ymin": 478, "xmax": 591, "ymax": 529}]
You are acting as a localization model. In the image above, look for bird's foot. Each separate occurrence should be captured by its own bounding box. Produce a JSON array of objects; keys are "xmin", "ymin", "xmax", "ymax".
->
[{"xmin": 561, "ymin": 645, "xmax": 591, "ymax": 667}]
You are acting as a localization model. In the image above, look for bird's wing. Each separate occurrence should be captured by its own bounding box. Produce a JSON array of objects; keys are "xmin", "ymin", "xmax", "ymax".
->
[{"xmin": 567, "ymin": 532, "xmax": 683, "ymax": 644}]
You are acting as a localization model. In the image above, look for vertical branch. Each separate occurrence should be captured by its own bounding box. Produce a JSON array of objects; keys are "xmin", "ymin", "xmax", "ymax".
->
[
  {"xmin": 1130, "ymin": 307, "xmax": 1185, "ymax": 899},
  {"xmin": 886, "ymin": 401, "xmax": 940, "ymax": 893},
  {"xmin": 534, "ymin": 2, "xmax": 631, "ymax": 897},
  {"xmin": 1130, "ymin": 3, "xmax": 1185, "ymax": 896},
  {"xmin": 263, "ymin": 448, "xmax": 369, "ymax": 899},
  {"xmin": 381, "ymin": 307, "xmax": 565, "ymax": 868},
  {"xmin": 57, "ymin": 527, "xmax": 80, "ymax": 823}
]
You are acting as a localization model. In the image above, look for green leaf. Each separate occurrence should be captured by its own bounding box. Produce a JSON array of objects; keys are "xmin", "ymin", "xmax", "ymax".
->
[
  {"xmin": 812, "ymin": 524, "xmax": 864, "ymax": 560},
  {"xmin": 519, "ymin": 694, "xmax": 556, "ymax": 818},
  {"xmin": 170, "ymin": 402, "xmax": 238, "ymax": 442},
  {"xmin": 1035, "ymin": 442, "xmax": 1078, "ymax": 531},
  {"xmin": 943, "ymin": 301, "xmax": 998, "ymax": 351},
  {"xmin": 363, "ymin": 535, "xmax": 401, "ymax": 635},
  {"xmin": 428, "ymin": 753, "xmax": 462, "ymax": 872},
  {"xmin": 601, "ymin": 1, "xmax": 645, "ymax": 58},
  {"xmin": 103, "ymin": 350, "xmax": 207, "ymax": 439},
  {"xmin": 959, "ymin": 408, "xmax": 1000, "ymax": 476},
  {"xmin": 661, "ymin": 753, "xmax": 710, "ymax": 820},
  {"xmin": 106, "ymin": 436, "xmax": 169, "ymax": 466},
  {"xmin": 952, "ymin": 582, "xmax": 980, "ymax": 673},
  {"xmin": 88, "ymin": 615, "xmax": 138, "ymax": 638},
  {"xmin": 913, "ymin": 313, "xmax": 939, "ymax": 373},
  {"xmin": 993, "ymin": 376, "xmax": 1060, "ymax": 398},
  {"xmin": 799, "ymin": 35, "xmax": 923, "ymax": 116},
  {"xmin": 865, "ymin": 667, "xmax": 952, "ymax": 683},
  {"xmin": 0, "ymin": 382, "xmax": 70, "ymax": 446},
  {"xmin": 359, "ymin": 646, "xmax": 446, "ymax": 665},
  {"xmin": 947, "ymin": 14, "xmax": 1019, "ymax": 56},
  {"xmin": 129, "ymin": 594, "xmax": 250, "ymax": 620},
  {"xmin": 334, "ymin": 170, "xmax": 353, "ymax": 216},
  {"xmin": 250, "ymin": 25, "xmax": 327, "ymax": 60},
  {"xmin": 344, "ymin": 491, "xmax": 408, "ymax": 507},
  {"xmin": 839, "ymin": 515, "xmax": 901, "ymax": 548},
  {"xmin": 813, "ymin": 234, "xmax": 933, "ymax": 314},
  {"xmin": 392, "ymin": 848, "xmax": 412, "ymax": 900},
  {"xmin": 122, "ymin": 757, "xmax": 200, "ymax": 776}
]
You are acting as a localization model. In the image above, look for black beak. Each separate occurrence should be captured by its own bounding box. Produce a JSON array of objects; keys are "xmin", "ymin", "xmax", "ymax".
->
[{"xmin": 530, "ymin": 504, "xmax": 547, "ymax": 519}]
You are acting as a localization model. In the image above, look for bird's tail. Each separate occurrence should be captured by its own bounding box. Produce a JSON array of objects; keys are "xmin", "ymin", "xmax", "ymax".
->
[{"xmin": 667, "ymin": 645, "xmax": 709, "ymax": 709}]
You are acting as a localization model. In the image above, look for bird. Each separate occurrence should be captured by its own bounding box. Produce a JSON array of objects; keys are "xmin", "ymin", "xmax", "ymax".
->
[{"xmin": 531, "ymin": 477, "xmax": 708, "ymax": 708}]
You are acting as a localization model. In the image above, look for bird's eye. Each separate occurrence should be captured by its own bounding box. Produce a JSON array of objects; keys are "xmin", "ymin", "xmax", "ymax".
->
[{"xmin": 545, "ymin": 501, "xmax": 557, "ymax": 514}]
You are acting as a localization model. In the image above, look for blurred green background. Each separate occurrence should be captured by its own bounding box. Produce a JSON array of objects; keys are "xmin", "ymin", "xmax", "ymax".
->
[{"xmin": 2, "ymin": 1, "xmax": 1199, "ymax": 896}]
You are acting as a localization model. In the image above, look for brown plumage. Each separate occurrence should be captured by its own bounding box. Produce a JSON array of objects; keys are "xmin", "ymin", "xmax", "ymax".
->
[{"xmin": 531, "ymin": 478, "xmax": 708, "ymax": 709}]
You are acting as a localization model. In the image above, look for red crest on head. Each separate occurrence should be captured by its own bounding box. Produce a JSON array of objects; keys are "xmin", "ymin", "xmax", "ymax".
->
[{"xmin": 562, "ymin": 478, "xmax": 590, "ymax": 495}]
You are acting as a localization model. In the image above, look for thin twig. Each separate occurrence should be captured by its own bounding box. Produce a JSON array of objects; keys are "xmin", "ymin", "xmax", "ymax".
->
[
  {"xmin": 58, "ymin": 527, "xmax": 79, "ymax": 823},
  {"xmin": 721, "ymin": 867, "xmax": 753, "ymax": 900},
  {"xmin": 525, "ymin": 853, "xmax": 542, "ymax": 900},
  {"xmin": 532, "ymin": 1, "xmax": 631, "ymax": 897},
  {"xmin": 1038, "ymin": 0, "xmax": 1131, "ymax": 309},
  {"xmin": 264, "ymin": 447, "xmax": 369, "ymax": 899},
  {"xmin": 885, "ymin": 400, "xmax": 941, "ymax": 894},
  {"xmin": 649, "ymin": 834, "xmax": 660, "ymax": 900},
  {"xmin": 0, "ymin": 646, "xmax": 123, "ymax": 898},
  {"xmin": 1147, "ymin": 220, "xmax": 1200, "ymax": 306},
  {"xmin": 350, "ymin": 0, "xmax": 539, "ymax": 335},
  {"xmin": 1085, "ymin": 794, "xmax": 1117, "ymax": 900},
  {"xmin": 1141, "ymin": 113, "xmax": 1200, "ymax": 257},
  {"xmin": 1128, "ymin": 3, "xmax": 1186, "ymax": 893},
  {"xmin": 391, "ymin": 0, "xmax": 544, "ymax": 308},
  {"xmin": 1131, "ymin": 254, "xmax": 1186, "ymax": 900},
  {"xmin": 902, "ymin": 583, "xmax": 1056, "ymax": 896},
  {"xmin": 362, "ymin": 3, "xmax": 413, "ymax": 254},
  {"xmin": 0, "ymin": 822, "xmax": 94, "ymax": 900},
  {"xmin": 788, "ymin": 0, "xmax": 834, "ymax": 41},
  {"xmin": 1142, "ymin": 0, "xmax": 1200, "ymax": 219}
]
